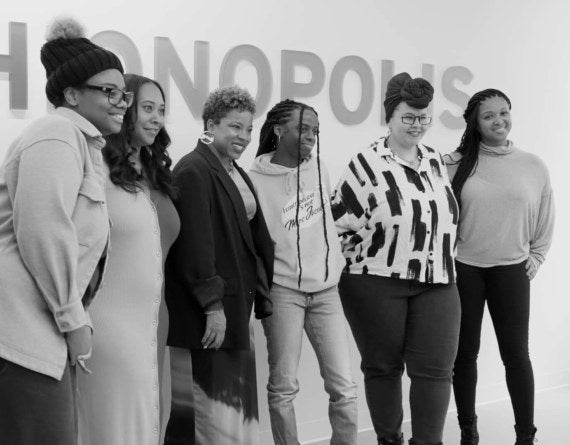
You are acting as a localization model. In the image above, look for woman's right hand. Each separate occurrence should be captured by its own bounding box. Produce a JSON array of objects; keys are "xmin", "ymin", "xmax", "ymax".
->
[
  {"xmin": 202, "ymin": 309, "xmax": 226, "ymax": 349},
  {"xmin": 65, "ymin": 325, "xmax": 92, "ymax": 365}
]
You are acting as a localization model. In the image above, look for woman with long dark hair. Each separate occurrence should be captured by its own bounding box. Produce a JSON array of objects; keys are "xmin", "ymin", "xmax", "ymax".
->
[
  {"xmin": 249, "ymin": 99, "xmax": 358, "ymax": 445},
  {"xmin": 77, "ymin": 74, "xmax": 180, "ymax": 445},
  {"xmin": 332, "ymin": 72, "xmax": 461, "ymax": 445},
  {"xmin": 445, "ymin": 89, "xmax": 554, "ymax": 445}
]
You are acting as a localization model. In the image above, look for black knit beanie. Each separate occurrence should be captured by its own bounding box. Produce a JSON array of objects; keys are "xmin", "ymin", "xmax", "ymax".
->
[
  {"xmin": 383, "ymin": 72, "xmax": 434, "ymax": 123},
  {"xmin": 40, "ymin": 17, "xmax": 124, "ymax": 105}
]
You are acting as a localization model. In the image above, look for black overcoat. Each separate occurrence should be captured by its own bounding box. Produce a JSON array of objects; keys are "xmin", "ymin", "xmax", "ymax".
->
[{"xmin": 165, "ymin": 141, "xmax": 274, "ymax": 350}]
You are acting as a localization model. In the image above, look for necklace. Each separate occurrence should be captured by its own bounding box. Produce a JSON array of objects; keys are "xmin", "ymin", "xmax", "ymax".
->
[{"xmin": 386, "ymin": 139, "xmax": 421, "ymax": 168}]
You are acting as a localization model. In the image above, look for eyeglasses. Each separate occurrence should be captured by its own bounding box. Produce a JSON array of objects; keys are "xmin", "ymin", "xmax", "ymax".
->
[
  {"xmin": 82, "ymin": 85, "xmax": 134, "ymax": 107},
  {"xmin": 401, "ymin": 115, "xmax": 432, "ymax": 125}
]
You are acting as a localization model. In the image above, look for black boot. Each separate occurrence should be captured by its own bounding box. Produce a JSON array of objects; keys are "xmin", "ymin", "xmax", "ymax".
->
[
  {"xmin": 458, "ymin": 415, "xmax": 479, "ymax": 444},
  {"xmin": 515, "ymin": 425, "xmax": 537, "ymax": 444},
  {"xmin": 378, "ymin": 433, "xmax": 404, "ymax": 445}
]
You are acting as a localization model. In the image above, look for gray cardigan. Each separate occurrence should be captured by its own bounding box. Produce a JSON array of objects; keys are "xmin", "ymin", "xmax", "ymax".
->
[{"xmin": 0, "ymin": 108, "xmax": 109, "ymax": 380}]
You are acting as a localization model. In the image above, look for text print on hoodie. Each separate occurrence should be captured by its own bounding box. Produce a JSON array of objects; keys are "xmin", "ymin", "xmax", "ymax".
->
[{"xmin": 249, "ymin": 153, "xmax": 345, "ymax": 292}]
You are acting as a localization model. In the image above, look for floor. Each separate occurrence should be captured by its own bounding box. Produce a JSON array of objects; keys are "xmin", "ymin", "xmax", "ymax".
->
[{"xmin": 310, "ymin": 384, "xmax": 570, "ymax": 444}]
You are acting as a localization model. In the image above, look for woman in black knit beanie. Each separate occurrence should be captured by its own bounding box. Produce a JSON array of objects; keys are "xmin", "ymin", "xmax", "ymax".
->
[{"xmin": 0, "ymin": 16, "xmax": 130, "ymax": 444}]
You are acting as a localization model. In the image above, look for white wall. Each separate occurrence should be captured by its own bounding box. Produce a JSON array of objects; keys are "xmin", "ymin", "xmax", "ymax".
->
[{"xmin": 2, "ymin": 1, "xmax": 569, "ymax": 443}]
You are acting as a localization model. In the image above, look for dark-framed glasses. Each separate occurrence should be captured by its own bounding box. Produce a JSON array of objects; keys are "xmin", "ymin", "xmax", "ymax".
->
[
  {"xmin": 401, "ymin": 115, "xmax": 432, "ymax": 125},
  {"xmin": 82, "ymin": 84, "xmax": 134, "ymax": 107}
]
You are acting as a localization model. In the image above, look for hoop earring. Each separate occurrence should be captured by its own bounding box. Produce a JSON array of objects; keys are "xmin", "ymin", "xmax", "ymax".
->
[
  {"xmin": 200, "ymin": 130, "xmax": 215, "ymax": 145},
  {"xmin": 274, "ymin": 134, "xmax": 281, "ymax": 149}
]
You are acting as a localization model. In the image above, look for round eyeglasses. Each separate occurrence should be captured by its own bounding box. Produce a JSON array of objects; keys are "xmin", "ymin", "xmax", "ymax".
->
[{"xmin": 82, "ymin": 84, "xmax": 134, "ymax": 107}]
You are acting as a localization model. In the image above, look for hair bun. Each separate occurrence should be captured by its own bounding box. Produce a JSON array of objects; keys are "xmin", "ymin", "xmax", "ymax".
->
[
  {"xmin": 383, "ymin": 72, "xmax": 434, "ymax": 123},
  {"xmin": 400, "ymin": 78, "xmax": 433, "ymax": 108},
  {"xmin": 45, "ymin": 16, "xmax": 86, "ymax": 41}
]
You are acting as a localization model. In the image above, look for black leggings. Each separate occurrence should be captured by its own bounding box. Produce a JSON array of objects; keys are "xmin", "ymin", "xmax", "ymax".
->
[{"xmin": 452, "ymin": 260, "xmax": 534, "ymax": 428}]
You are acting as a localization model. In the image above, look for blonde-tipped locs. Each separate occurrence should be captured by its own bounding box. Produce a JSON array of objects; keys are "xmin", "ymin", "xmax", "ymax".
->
[{"xmin": 257, "ymin": 99, "xmax": 330, "ymax": 288}]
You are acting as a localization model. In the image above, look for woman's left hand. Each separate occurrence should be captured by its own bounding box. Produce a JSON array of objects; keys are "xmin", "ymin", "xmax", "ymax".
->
[
  {"xmin": 525, "ymin": 257, "xmax": 539, "ymax": 280},
  {"xmin": 202, "ymin": 309, "xmax": 226, "ymax": 349}
]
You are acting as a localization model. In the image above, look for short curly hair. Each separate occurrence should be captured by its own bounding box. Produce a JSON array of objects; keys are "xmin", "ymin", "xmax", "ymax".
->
[{"xmin": 201, "ymin": 85, "xmax": 256, "ymax": 130}]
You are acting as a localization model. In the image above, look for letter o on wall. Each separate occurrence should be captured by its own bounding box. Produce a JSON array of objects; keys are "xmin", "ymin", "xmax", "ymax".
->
[
  {"xmin": 220, "ymin": 45, "xmax": 272, "ymax": 116},
  {"xmin": 91, "ymin": 31, "xmax": 143, "ymax": 75},
  {"xmin": 330, "ymin": 56, "xmax": 374, "ymax": 125}
]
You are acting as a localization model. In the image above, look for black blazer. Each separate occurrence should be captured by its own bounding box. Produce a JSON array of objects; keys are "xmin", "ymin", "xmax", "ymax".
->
[{"xmin": 165, "ymin": 141, "xmax": 274, "ymax": 350}]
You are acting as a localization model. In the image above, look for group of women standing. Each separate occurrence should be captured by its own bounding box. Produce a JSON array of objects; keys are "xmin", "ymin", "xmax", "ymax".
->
[{"xmin": 0, "ymin": 15, "xmax": 554, "ymax": 445}]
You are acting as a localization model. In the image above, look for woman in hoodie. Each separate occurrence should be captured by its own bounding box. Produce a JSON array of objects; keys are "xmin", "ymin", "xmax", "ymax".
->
[{"xmin": 249, "ymin": 99, "xmax": 358, "ymax": 445}]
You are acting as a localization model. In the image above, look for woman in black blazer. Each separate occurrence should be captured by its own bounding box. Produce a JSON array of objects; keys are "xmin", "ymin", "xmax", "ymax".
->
[{"xmin": 164, "ymin": 85, "xmax": 273, "ymax": 445}]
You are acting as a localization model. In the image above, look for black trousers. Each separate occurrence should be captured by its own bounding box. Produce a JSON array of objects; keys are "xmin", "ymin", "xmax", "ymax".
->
[
  {"xmin": 339, "ymin": 273, "xmax": 460, "ymax": 444},
  {"xmin": 452, "ymin": 260, "xmax": 534, "ymax": 428},
  {"xmin": 0, "ymin": 358, "xmax": 76, "ymax": 445}
]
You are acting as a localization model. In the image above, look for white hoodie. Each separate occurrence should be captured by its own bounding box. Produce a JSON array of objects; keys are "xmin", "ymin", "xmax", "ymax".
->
[{"xmin": 249, "ymin": 152, "xmax": 345, "ymax": 292}]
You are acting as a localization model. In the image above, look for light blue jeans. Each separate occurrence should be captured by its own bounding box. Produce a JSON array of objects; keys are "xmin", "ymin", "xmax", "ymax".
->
[{"xmin": 262, "ymin": 283, "xmax": 358, "ymax": 445}]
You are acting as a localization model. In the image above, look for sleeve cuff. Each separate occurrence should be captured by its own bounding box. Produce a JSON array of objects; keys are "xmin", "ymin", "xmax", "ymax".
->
[
  {"xmin": 53, "ymin": 298, "xmax": 88, "ymax": 333},
  {"xmin": 190, "ymin": 276, "xmax": 224, "ymax": 309},
  {"xmin": 528, "ymin": 253, "xmax": 543, "ymax": 268},
  {"xmin": 205, "ymin": 301, "xmax": 224, "ymax": 313}
]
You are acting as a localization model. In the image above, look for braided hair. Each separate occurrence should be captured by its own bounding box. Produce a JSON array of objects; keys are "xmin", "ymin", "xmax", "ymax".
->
[
  {"xmin": 451, "ymin": 89, "xmax": 511, "ymax": 208},
  {"xmin": 257, "ymin": 99, "xmax": 330, "ymax": 288}
]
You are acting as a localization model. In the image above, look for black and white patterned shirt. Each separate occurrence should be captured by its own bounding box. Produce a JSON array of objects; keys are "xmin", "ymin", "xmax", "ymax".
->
[{"xmin": 331, "ymin": 137, "xmax": 458, "ymax": 283}]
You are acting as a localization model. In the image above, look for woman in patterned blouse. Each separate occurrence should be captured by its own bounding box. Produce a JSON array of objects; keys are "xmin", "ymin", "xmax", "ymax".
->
[{"xmin": 331, "ymin": 72, "xmax": 460, "ymax": 445}]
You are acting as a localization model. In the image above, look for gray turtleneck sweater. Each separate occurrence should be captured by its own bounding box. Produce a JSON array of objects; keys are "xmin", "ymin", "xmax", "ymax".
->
[{"xmin": 444, "ymin": 142, "xmax": 554, "ymax": 268}]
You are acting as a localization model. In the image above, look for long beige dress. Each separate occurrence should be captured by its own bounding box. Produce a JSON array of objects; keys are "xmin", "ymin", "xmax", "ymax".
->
[{"xmin": 78, "ymin": 180, "xmax": 179, "ymax": 445}]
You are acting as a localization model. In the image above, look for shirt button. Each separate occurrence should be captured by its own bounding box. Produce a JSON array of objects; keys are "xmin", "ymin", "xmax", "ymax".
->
[{"xmin": 152, "ymin": 320, "xmax": 157, "ymax": 326}]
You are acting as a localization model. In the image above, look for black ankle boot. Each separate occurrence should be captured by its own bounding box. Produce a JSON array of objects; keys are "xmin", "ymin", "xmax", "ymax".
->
[
  {"xmin": 514, "ymin": 425, "xmax": 537, "ymax": 444},
  {"xmin": 458, "ymin": 415, "xmax": 479, "ymax": 444},
  {"xmin": 378, "ymin": 433, "xmax": 404, "ymax": 445}
]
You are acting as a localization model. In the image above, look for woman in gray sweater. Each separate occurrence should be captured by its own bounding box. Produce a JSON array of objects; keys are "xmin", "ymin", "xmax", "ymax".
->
[{"xmin": 445, "ymin": 89, "xmax": 555, "ymax": 445}]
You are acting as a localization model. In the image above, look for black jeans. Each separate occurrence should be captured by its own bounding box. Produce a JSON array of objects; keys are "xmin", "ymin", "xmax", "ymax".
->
[
  {"xmin": 339, "ymin": 273, "xmax": 460, "ymax": 444},
  {"xmin": 452, "ymin": 260, "xmax": 534, "ymax": 428}
]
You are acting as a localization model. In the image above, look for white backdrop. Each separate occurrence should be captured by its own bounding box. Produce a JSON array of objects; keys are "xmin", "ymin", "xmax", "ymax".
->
[{"xmin": 2, "ymin": 1, "xmax": 569, "ymax": 443}]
